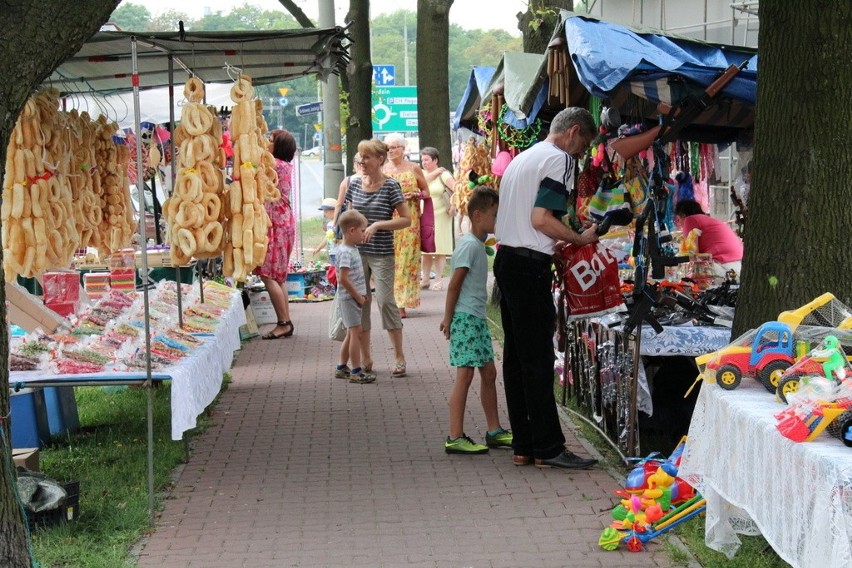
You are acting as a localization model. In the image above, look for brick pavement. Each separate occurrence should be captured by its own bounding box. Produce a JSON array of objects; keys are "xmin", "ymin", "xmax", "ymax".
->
[{"xmin": 135, "ymin": 283, "xmax": 678, "ymax": 567}]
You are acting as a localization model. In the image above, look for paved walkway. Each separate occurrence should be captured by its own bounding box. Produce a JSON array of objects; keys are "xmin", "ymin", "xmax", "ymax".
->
[{"xmin": 135, "ymin": 285, "xmax": 677, "ymax": 567}]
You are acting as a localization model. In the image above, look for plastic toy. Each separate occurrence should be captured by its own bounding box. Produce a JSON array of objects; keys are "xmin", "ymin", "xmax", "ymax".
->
[
  {"xmin": 698, "ymin": 321, "xmax": 796, "ymax": 392},
  {"xmin": 600, "ymin": 437, "xmax": 702, "ymax": 552},
  {"xmin": 776, "ymin": 335, "xmax": 852, "ymax": 403}
]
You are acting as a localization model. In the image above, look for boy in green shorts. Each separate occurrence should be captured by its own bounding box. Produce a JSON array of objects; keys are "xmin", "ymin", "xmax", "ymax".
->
[{"xmin": 439, "ymin": 186, "xmax": 512, "ymax": 454}]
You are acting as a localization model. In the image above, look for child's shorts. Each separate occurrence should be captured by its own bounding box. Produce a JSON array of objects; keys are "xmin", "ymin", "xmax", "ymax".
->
[
  {"xmin": 339, "ymin": 296, "xmax": 362, "ymax": 328},
  {"xmin": 449, "ymin": 312, "xmax": 494, "ymax": 368}
]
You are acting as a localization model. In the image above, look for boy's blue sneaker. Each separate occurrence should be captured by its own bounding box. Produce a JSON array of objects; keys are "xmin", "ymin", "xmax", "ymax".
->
[
  {"xmin": 334, "ymin": 365, "xmax": 351, "ymax": 379},
  {"xmin": 485, "ymin": 427, "xmax": 513, "ymax": 449},
  {"xmin": 445, "ymin": 435, "xmax": 489, "ymax": 454}
]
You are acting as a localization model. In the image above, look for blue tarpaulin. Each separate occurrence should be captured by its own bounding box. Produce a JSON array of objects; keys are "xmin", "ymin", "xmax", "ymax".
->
[
  {"xmin": 564, "ymin": 15, "xmax": 757, "ymax": 105},
  {"xmin": 453, "ymin": 66, "xmax": 496, "ymax": 130}
]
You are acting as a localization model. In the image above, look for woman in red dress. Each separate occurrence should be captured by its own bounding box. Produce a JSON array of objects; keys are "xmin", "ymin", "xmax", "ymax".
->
[{"xmin": 256, "ymin": 129, "xmax": 297, "ymax": 339}]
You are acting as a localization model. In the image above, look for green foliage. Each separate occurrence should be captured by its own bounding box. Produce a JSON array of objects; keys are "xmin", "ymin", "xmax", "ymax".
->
[
  {"xmin": 30, "ymin": 385, "xmax": 193, "ymax": 566},
  {"xmin": 109, "ymin": 3, "xmax": 152, "ymax": 32}
]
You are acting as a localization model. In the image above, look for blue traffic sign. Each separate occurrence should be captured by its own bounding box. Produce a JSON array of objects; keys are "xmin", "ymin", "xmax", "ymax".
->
[
  {"xmin": 296, "ymin": 101, "xmax": 322, "ymax": 116},
  {"xmin": 278, "ymin": 97, "xmax": 289, "ymax": 107},
  {"xmin": 373, "ymin": 65, "xmax": 396, "ymax": 86}
]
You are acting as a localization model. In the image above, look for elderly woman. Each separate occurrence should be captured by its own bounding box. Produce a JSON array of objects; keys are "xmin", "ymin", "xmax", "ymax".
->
[
  {"xmin": 419, "ymin": 146, "xmax": 455, "ymax": 290},
  {"xmin": 256, "ymin": 129, "xmax": 297, "ymax": 339},
  {"xmin": 382, "ymin": 133, "xmax": 430, "ymax": 318},
  {"xmin": 335, "ymin": 139, "xmax": 411, "ymax": 378}
]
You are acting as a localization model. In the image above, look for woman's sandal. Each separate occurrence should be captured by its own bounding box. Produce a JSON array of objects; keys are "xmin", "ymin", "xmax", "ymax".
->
[
  {"xmin": 430, "ymin": 281, "xmax": 443, "ymax": 291},
  {"xmin": 391, "ymin": 361, "xmax": 407, "ymax": 378},
  {"xmin": 262, "ymin": 320, "xmax": 294, "ymax": 340}
]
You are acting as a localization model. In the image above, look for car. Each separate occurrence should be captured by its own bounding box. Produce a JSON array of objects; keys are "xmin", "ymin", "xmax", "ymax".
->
[{"xmin": 301, "ymin": 146, "xmax": 321, "ymax": 157}]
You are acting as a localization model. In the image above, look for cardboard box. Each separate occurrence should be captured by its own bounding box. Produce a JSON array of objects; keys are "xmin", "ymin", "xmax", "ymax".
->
[
  {"xmin": 12, "ymin": 448, "xmax": 39, "ymax": 471},
  {"xmin": 248, "ymin": 291, "xmax": 278, "ymax": 325},
  {"xmin": 239, "ymin": 307, "xmax": 260, "ymax": 340},
  {"xmin": 6, "ymin": 282, "xmax": 66, "ymax": 333}
]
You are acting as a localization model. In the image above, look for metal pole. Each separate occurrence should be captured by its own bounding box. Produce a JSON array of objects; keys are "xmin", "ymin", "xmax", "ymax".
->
[
  {"xmin": 168, "ymin": 56, "xmax": 184, "ymax": 328},
  {"xmin": 131, "ymin": 36, "xmax": 156, "ymax": 525},
  {"xmin": 319, "ymin": 0, "xmax": 344, "ymax": 199}
]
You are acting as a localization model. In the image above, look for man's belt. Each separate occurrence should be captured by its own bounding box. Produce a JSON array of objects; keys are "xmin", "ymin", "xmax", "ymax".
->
[{"xmin": 498, "ymin": 245, "xmax": 553, "ymax": 263}]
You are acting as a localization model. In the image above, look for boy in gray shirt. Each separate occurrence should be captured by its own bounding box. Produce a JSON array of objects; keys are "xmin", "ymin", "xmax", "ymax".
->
[{"xmin": 335, "ymin": 210, "xmax": 376, "ymax": 384}]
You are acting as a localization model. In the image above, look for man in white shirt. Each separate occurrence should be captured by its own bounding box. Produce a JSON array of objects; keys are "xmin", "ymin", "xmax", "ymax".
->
[{"xmin": 494, "ymin": 107, "xmax": 599, "ymax": 470}]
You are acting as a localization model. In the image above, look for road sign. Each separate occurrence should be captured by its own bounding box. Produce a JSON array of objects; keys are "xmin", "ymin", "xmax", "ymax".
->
[
  {"xmin": 278, "ymin": 97, "xmax": 289, "ymax": 107},
  {"xmin": 372, "ymin": 86, "xmax": 417, "ymax": 133},
  {"xmin": 296, "ymin": 101, "xmax": 322, "ymax": 116},
  {"xmin": 373, "ymin": 65, "xmax": 395, "ymax": 86}
]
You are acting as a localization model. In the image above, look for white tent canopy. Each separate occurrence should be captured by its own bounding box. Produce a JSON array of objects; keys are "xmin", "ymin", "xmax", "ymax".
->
[{"xmin": 72, "ymin": 83, "xmax": 234, "ymax": 128}]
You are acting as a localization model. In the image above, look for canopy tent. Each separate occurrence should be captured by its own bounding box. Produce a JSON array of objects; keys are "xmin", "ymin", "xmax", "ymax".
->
[
  {"xmin": 73, "ymin": 83, "xmax": 234, "ymax": 128},
  {"xmin": 492, "ymin": 11, "xmax": 758, "ymax": 143},
  {"xmin": 29, "ymin": 27, "xmax": 351, "ymax": 522},
  {"xmin": 453, "ymin": 66, "xmax": 495, "ymax": 130},
  {"xmin": 45, "ymin": 28, "xmax": 350, "ymax": 96}
]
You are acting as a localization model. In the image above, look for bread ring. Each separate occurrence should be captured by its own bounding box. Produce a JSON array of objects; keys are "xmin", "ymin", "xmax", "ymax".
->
[
  {"xmin": 240, "ymin": 167, "xmax": 257, "ymax": 203},
  {"xmin": 202, "ymin": 194, "xmax": 221, "ymax": 222},
  {"xmin": 229, "ymin": 181, "xmax": 243, "ymax": 213},
  {"xmin": 192, "ymin": 135, "xmax": 216, "ymax": 163},
  {"xmin": 184, "ymin": 77, "xmax": 205, "ymax": 102},
  {"xmin": 242, "ymin": 204, "xmax": 255, "ymax": 237},
  {"xmin": 196, "ymin": 160, "xmax": 219, "ymax": 191},
  {"xmin": 51, "ymin": 202, "xmax": 68, "ymax": 228},
  {"xmin": 232, "ymin": 247, "xmax": 245, "ymax": 281},
  {"xmin": 176, "ymin": 171, "xmax": 203, "ymax": 202},
  {"xmin": 170, "ymin": 242, "xmax": 191, "ymax": 266},
  {"xmin": 198, "ymin": 222, "xmax": 223, "ymax": 253},
  {"xmin": 231, "ymin": 213, "xmax": 244, "ymax": 248},
  {"xmin": 176, "ymin": 228, "xmax": 197, "ymax": 257},
  {"xmin": 47, "ymin": 229, "xmax": 64, "ymax": 262},
  {"xmin": 222, "ymin": 242, "xmax": 234, "ymax": 276},
  {"xmin": 252, "ymin": 202, "xmax": 266, "ymax": 236},
  {"xmin": 20, "ymin": 247, "xmax": 36, "ymax": 278},
  {"xmin": 177, "ymin": 201, "xmax": 205, "ymax": 229},
  {"xmin": 230, "ymin": 74, "xmax": 254, "ymax": 103},
  {"xmin": 48, "ymin": 176, "xmax": 62, "ymax": 201},
  {"xmin": 11, "ymin": 183, "xmax": 26, "ymax": 219},
  {"xmin": 173, "ymin": 124, "xmax": 188, "ymax": 148},
  {"xmin": 183, "ymin": 103, "xmax": 213, "ymax": 136},
  {"xmin": 242, "ymin": 228, "xmax": 254, "ymax": 265}
]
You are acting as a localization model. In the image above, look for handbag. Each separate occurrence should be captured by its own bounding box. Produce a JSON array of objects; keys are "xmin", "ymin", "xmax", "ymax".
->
[
  {"xmin": 420, "ymin": 196, "xmax": 436, "ymax": 253},
  {"xmin": 440, "ymin": 172, "xmax": 455, "ymax": 215},
  {"xmin": 328, "ymin": 294, "xmax": 346, "ymax": 342}
]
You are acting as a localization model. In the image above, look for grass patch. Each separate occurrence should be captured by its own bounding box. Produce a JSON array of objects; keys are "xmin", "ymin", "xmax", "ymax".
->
[
  {"xmin": 29, "ymin": 376, "xmax": 229, "ymax": 567},
  {"xmin": 297, "ymin": 215, "xmax": 329, "ymax": 264}
]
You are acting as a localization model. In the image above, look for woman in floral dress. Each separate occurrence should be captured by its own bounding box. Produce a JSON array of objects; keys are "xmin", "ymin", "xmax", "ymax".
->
[
  {"xmin": 255, "ymin": 129, "xmax": 296, "ymax": 339},
  {"xmin": 382, "ymin": 133, "xmax": 430, "ymax": 318}
]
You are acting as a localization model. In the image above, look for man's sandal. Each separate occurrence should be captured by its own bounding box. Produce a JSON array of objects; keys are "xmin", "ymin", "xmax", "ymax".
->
[{"xmin": 391, "ymin": 361, "xmax": 407, "ymax": 378}]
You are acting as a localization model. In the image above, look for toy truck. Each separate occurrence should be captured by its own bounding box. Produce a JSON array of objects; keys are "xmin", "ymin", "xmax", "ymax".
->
[{"xmin": 698, "ymin": 321, "xmax": 795, "ymax": 392}]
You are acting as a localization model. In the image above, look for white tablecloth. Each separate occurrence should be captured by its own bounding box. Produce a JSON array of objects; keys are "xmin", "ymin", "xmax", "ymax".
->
[
  {"xmin": 634, "ymin": 324, "xmax": 731, "ymax": 415},
  {"xmin": 679, "ymin": 379, "xmax": 852, "ymax": 567},
  {"xmin": 11, "ymin": 290, "xmax": 246, "ymax": 440}
]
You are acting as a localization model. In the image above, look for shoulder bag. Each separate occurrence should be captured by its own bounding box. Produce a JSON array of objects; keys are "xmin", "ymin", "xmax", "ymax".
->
[{"xmin": 440, "ymin": 172, "xmax": 455, "ymax": 216}]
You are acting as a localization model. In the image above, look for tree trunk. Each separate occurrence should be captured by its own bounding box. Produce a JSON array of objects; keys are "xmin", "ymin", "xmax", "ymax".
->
[
  {"xmin": 344, "ymin": 0, "xmax": 373, "ymax": 172},
  {"xmin": 276, "ymin": 0, "xmax": 315, "ymax": 28},
  {"xmin": 417, "ymin": 0, "xmax": 454, "ymax": 167},
  {"xmin": 518, "ymin": 0, "xmax": 573, "ymax": 54},
  {"xmin": 732, "ymin": 1, "xmax": 852, "ymax": 336},
  {"xmin": 0, "ymin": 1, "xmax": 120, "ymax": 563}
]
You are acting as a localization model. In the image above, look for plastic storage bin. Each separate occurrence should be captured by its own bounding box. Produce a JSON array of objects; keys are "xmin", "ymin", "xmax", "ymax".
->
[
  {"xmin": 43, "ymin": 387, "xmax": 80, "ymax": 437},
  {"xmin": 10, "ymin": 389, "xmax": 51, "ymax": 449}
]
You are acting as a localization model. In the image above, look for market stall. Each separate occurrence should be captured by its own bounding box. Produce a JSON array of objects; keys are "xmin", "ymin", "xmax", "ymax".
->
[
  {"xmin": 4, "ymin": 26, "xmax": 351, "ymax": 518},
  {"xmin": 679, "ymin": 379, "xmax": 852, "ymax": 568}
]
